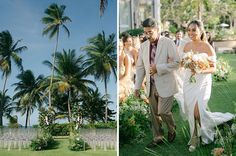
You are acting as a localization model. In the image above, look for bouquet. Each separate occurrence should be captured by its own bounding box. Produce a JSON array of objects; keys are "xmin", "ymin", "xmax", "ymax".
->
[{"xmin": 181, "ymin": 51, "xmax": 210, "ymax": 83}]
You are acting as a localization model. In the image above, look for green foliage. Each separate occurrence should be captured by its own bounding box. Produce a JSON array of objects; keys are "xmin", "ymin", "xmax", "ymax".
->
[
  {"xmin": 214, "ymin": 28, "xmax": 236, "ymax": 40},
  {"xmin": 213, "ymin": 57, "xmax": 232, "ymax": 82},
  {"xmin": 120, "ymin": 28, "xmax": 144, "ymax": 37},
  {"xmin": 30, "ymin": 132, "xmax": 57, "ymax": 151},
  {"xmin": 79, "ymin": 88, "xmax": 115, "ymax": 124},
  {"xmin": 169, "ymin": 24, "xmax": 178, "ymax": 34},
  {"xmin": 214, "ymin": 121, "xmax": 236, "ymax": 156},
  {"xmin": 8, "ymin": 115, "xmax": 18, "ymax": 128},
  {"xmin": 81, "ymin": 121, "xmax": 117, "ymax": 129},
  {"xmin": 38, "ymin": 107, "xmax": 55, "ymax": 134},
  {"xmin": 119, "ymin": 94, "xmax": 150, "ymax": 145},
  {"xmin": 68, "ymin": 136, "xmax": 90, "ymax": 151},
  {"xmin": 50, "ymin": 123, "xmax": 74, "ymax": 136}
]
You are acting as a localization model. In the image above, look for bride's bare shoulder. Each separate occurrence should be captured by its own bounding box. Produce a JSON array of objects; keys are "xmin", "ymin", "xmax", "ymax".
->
[
  {"xmin": 183, "ymin": 41, "xmax": 192, "ymax": 53},
  {"xmin": 202, "ymin": 42, "xmax": 215, "ymax": 56}
]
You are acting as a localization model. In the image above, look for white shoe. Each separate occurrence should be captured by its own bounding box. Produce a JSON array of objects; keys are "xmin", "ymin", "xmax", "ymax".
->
[{"xmin": 189, "ymin": 145, "xmax": 196, "ymax": 152}]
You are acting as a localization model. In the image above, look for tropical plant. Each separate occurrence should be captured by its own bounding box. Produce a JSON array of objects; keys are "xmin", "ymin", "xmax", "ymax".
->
[
  {"xmin": 81, "ymin": 31, "xmax": 117, "ymax": 123},
  {"xmin": 68, "ymin": 135, "xmax": 90, "ymax": 151},
  {"xmin": 8, "ymin": 115, "xmax": 18, "ymax": 128},
  {"xmin": 0, "ymin": 30, "xmax": 27, "ymax": 92},
  {"xmin": 30, "ymin": 131, "xmax": 57, "ymax": 151},
  {"xmin": 100, "ymin": 0, "xmax": 108, "ymax": 17},
  {"xmin": 43, "ymin": 49, "xmax": 96, "ymax": 122},
  {"xmin": 119, "ymin": 94, "xmax": 150, "ymax": 145},
  {"xmin": 79, "ymin": 88, "xmax": 115, "ymax": 124},
  {"xmin": 0, "ymin": 30, "xmax": 27, "ymax": 126},
  {"xmin": 0, "ymin": 90, "xmax": 15, "ymax": 125},
  {"xmin": 41, "ymin": 3, "xmax": 71, "ymax": 107},
  {"xmin": 214, "ymin": 123, "xmax": 235, "ymax": 156},
  {"xmin": 161, "ymin": 0, "xmax": 235, "ymax": 31},
  {"xmin": 13, "ymin": 70, "xmax": 44, "ymax": 128},
  {"xmin": 120, "ymin": 28, "xmax": 144, "ymax": 37}
]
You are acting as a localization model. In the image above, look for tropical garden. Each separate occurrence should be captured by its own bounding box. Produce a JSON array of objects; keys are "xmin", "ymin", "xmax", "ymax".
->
[
  {"xmin": 0, "ymin": 1, "xmax": 117, "ymax": 155},
  {"xmin": 120, "ymin": 0, "xmax": 236, "ymax": 156}
]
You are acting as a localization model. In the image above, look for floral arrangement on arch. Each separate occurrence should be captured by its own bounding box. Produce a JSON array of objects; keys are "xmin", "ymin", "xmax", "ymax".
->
[{"xmin": 213, "ymin": 57, "xmax": 231, "ymax": 82}]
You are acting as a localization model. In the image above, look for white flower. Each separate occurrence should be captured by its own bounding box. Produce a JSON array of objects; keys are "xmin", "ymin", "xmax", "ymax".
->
[
  {"xmin": 192, "ymin": 55, "xmax": 199, "ymax": 62},
  {"xmin": 199, "ymin": 53, "xmax": 208, "ymax": 58},
  {"xmin": 183, "ymin": 51, "xmax": 193, "ymax": 59}
]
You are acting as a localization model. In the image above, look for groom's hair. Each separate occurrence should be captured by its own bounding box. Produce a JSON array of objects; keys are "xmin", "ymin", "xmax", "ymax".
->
[{"xmin": 142, "ymin": 18, "xmax": 159, "ymax": 28}]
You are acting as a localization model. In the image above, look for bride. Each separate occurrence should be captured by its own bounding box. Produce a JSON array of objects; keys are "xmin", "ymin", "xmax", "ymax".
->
[{"xmin": 181, "ymin": 20, "xmax": 234, "ymax": 152}]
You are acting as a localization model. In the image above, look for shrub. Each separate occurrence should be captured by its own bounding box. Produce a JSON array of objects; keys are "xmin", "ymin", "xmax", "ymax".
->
[
  {"xmin": 81, "ymin": 121, "xmax": 117, "ymax": 129},
  {"xmin": 213, "ymin": 57, "xmax": 231, "ymax": 81},
  {"xmin": 30, "ymin": 132, "xmax": 57, "ymax": 151},
  {"xmin": 50, "ymin": 123, "xmax": 73, "ymax": 136},
  {"xmin": 119, "ymin": 94, "xmax": 150, "ymax": 145},
  {"xmin": 120, "ymin": 28, "xmax": 144, "ymax": 37},
  {"xmin": 68, "ymin": 136, "xmax": 90, "ymax": 151},
  {"xmin": 8, "ymin": 116, "xmax": 19, "ymax": 128},
  {"xmin": 214, "ymin": 121, "xmax": 236, "ymax": 156}
]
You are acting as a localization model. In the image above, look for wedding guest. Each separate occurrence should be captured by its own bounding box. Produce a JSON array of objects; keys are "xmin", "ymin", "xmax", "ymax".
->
[
  {"xmin": 123, "ymin": 34, "xmax": 138, "ymax": 82},
  {"xmin": 206, "ymin": 31, "xmax": 214, "ymax": 48},
  {"xmin": 174, "ymin": 30, "xmax": 183, "ymax": 47},
  {"xmin": 119, "ymin": 40, "xmax": 134, "ymax": 102}
]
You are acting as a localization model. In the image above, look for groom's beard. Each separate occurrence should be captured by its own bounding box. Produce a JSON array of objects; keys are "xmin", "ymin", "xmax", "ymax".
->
[
  {"xmin": 147, "ymin": 34, "xmax": 159, "ymax": 43},
  {"xmin": 148, "ymin": 36, "xmax": 157, "ymax": 43}
]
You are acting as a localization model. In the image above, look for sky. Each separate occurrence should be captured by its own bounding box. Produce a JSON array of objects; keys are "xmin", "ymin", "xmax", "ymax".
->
[{"xmin": 0, "ymin": 0, "xmax": 117, "ymax": 126}]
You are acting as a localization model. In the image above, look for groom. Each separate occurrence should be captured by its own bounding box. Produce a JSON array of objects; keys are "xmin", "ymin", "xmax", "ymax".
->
[{"xmin": 134, "ymin": 18, "xmax": 180, "ymax": 148}]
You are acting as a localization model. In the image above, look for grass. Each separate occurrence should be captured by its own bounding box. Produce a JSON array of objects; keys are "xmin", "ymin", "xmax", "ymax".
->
[
  {"xmin": 0, "ymin": 138, "xmax": 116, "ymax": 156},
  {"xmin": 120, "ymin": 53, "xmax": 236, "ymax": 156}
]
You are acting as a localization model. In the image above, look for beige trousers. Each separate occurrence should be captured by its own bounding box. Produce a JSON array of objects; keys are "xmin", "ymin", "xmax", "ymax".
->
[{"xmin": 148, "ymin": 84, "xmax": 176, "ymax": 142}]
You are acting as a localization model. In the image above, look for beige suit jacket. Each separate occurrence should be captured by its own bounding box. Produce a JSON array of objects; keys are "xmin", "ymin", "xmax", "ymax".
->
[{"xmin": 135, "ymin": 36, "xmax": 180, "ymax": 98}]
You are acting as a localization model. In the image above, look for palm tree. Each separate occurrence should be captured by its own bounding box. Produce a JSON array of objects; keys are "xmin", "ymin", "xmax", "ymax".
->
[
  {"xmin": 0, "ymin": 30, "xmax": 27, "ymax": 126},
  {"xmin": 41, "ymin": 3, "xmax": 71, "ymax": 107},
  {"xmin": 0, "ymin": 90, "xmax": 15, "ymax": 126},
  {"xmin": 81, "ymin": 31, "xmax": 116, "ymax": 123},
  {"xmin": 43, "ymin": 49, "xmax": 96, "ymax": 122},
  {"xmin": 13, "ymin": 70, "xmax": 44, "ymax": 128},
  {"xmin": 100, "ymin": 0, "xmax": 108, "ymax": 17},
  {"xmin": 0, "ymin": 30, "xmax": 27, "ymax": 93},
  {"xmin": 79, "ymin": 88, "xmax": 114, "ymax": 124}
]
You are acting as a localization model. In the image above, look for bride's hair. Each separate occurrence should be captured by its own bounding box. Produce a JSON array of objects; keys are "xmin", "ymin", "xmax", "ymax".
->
[{"xmin": 187, "ymin": 20, "xmax": 207, "ymax": 42}]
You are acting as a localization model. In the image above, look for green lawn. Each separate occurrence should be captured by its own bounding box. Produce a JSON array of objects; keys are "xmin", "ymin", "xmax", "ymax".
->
[
  {"xmin": 120, "ymin": 53, "xmax": 236, "ymax": 156},
  {"xmin": 0, "ymin": 138, "xmax": 116, "ymax": 156}
]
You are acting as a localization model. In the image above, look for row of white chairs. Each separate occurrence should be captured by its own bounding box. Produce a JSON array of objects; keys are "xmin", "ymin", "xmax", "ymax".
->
[
  {"xmin": 0, "ymin": 128, "xmax": 39, "ymax": 150},
  {"xmin": 79, "ymin": 129, "xmax": 117, "ymax": 151}
]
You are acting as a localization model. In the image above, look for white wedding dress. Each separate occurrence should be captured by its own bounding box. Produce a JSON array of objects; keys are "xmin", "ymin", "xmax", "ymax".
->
[{"xmin": 183, "ymin": 55, "xmax": 234, "ymax": 144}]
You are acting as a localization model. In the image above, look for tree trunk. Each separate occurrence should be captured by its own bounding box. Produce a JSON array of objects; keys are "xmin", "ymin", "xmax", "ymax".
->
[
  {"xmin": 197, "ymin": 0, "xmax": 202, "ymax": 21},
  {"xmin": 0, "ymin": 110, "xmax": 3, "ymax": 127},
  {"xmin": 49, "ymin": 30, "xmax": 59, "ymax": 108},
  {"xmin": 104, "ymin": 77, "xmax": 108, "ymax": 123},
  {"xmin": 67, "ymin": 90, "xmax": 72, "ymax": 123},
  {"xmin": 25, "ymin": 108, "xmax": 29, "ymax": 128},
  {"xmin": 2, "ymin": 74, "xmax": 7, "ymax": 94},
  {"xmin": 0, "ymin": 75, "xmax": 8, "ymax": 126}
]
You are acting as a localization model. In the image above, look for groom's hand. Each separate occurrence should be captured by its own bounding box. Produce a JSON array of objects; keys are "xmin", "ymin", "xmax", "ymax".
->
[
  {"xmin": 150, "ymin": 64, "xmax": 157, "ymax": 76},
  {"xmin": 134, "ymin": 89, "xmax": 141, "ymax": 98}
]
